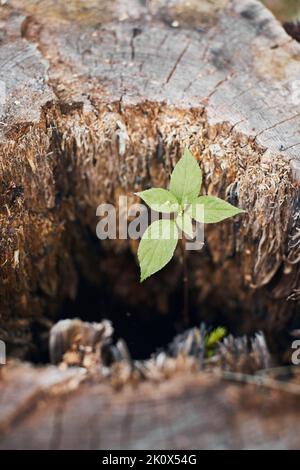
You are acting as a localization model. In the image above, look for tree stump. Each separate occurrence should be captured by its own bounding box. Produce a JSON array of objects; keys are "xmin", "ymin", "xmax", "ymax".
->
[
  {"xmin": 2, "ymin": 361, "xmax": 300, "ymax": 449},
  {"xmin": 1, "ymin": 0, "xmax": 300, "ymax": 360}
]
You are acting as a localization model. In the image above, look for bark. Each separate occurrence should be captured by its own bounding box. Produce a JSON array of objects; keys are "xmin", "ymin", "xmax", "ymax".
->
[
  {"xmin": 1, "ymin": 0, "xmax": 300, "ymax": 359},
  {"xmin": 1, "ymin": 361, "xmax": 300, "ymax": 450}
]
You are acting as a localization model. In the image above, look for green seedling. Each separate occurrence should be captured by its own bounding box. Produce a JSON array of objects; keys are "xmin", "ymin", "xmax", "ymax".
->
[
  {"xmin": 136, "ymin": 148, "xmax": 244, "ymax": 282},
  {"xmin": 205, "ymin": 326, "xmax": 227, "ymax": 358}
]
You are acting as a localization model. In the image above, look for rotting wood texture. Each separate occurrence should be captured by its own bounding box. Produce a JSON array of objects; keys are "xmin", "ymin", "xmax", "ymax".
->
[
  {"xmin": 1, "ymin": 0, "xmax": 300, "ymax": 359},
  {"xmin": 2, "ymin": 361, "xmax": 300, "ymax": 449}
]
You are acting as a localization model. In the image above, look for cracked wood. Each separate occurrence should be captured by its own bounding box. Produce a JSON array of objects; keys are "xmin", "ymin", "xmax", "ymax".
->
[{"xmin": 0, "ymin": 0, "xmax": 300, "ymax": 361}]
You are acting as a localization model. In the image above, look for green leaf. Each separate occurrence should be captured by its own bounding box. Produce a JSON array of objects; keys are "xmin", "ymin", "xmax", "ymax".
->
[
  {"xmin": 169, "ymin": 148, "xmax": 202, "ymax": 205},
  {"xmin": 138, "ymin": 219, "xmax": 178, "ymax": 282},
  {"xmin": 135, "ymin": 188, "xmax": 179, "ymax": 214},
  {"xmin": 175, "ymin": 212, "xmax": 194, "ymax": 239},
  {"xmin": 205, "ymin": 327, "xmax": 227, "ymax": 358},
  {"xmin": 188, "ymin": 195, "xmax": 244, "ymax": 224},
  {"xmin": 206, "ymin": 327, "xmax": 227, "ymax": 349}
]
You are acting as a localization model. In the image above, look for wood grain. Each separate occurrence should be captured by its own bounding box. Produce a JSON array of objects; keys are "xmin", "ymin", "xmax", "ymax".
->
[
  {"xmin": 1, "ymin": 362, "xmax": 300, "ymax": 449},
  {"xmin": 1, "ymin": 0, "xmax": 300, "ymax": 359}
]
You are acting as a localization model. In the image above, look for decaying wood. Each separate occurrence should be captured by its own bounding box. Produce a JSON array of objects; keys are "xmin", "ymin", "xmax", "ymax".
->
[
  {"xmin": 2, "ymin": 361, "xmax": 300, "ymax": 449},
  {"xmin": 0, "ymin": 320, "xmax": 297, "ymax": 449},
  {"xmin": 0, "ymin": 361, "xmax": 86, "ymax": 437},
  {"xmin": 1, "ymin": 0, "xmax": 300, "ymax": 359}
]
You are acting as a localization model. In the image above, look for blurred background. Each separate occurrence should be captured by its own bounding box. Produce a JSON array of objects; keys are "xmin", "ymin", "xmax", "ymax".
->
[{"xmin": 261, "ymin": 0, "xmax": 300, "ymax": 21}]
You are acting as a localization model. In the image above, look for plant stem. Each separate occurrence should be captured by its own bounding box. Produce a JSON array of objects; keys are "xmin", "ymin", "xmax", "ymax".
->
[{"xmin": 181, "ymin": 237, "xmax": 189, "ymax": 327}]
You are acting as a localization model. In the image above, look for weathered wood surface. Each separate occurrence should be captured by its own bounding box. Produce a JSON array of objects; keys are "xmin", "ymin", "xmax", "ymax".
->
[
  {"xmin": 1, "ymin": 0, "xmax": 300, "ymax": 358},
  {"xmin": 0, "ymin": 362, "xmax": 86, "ymax": 436},
  {"xmin": 2, "ymin": 362, "xmax": 300, "ymax": 450}
]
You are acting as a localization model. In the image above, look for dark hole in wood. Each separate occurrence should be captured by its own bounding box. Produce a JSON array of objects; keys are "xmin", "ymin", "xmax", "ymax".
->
[
  {"xmin": 24, "ymin": 229, "xmax": 241, "ymax": 364},
  {"xmin": 27, "ymin": 280, "xmax": 204, "ymax": 364},
  {"xmin": 283, "ymin": 21, "xmax": 300, "ymax": 42},
  {"xmin": 26, "ymin": 269, "xmax": 240, "ymax": 365}
]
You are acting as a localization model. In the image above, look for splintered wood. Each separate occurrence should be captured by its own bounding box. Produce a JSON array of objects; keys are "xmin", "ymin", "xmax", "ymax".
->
[
  {"xmin": 1, "ymin": 0, "xmax": 300, "ymax": 357},
  {"xmin": 1, "ymin": 0, "xmax": 300, "ymax": 450}
]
